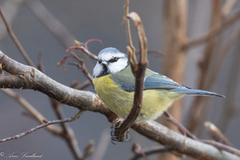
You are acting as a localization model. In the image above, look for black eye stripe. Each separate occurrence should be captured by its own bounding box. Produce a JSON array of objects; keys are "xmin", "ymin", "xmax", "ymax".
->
[
  {"xmin": 98, "ymin": 60, "xmax": 102, "ymax": 64},
  {"xmin": 108, "ymin": 57, "xmax": 119, "ymax": 63}
]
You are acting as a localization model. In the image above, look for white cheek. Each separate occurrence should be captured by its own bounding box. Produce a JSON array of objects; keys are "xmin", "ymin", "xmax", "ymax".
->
[
  {"xmin": 109, "ymin": 59, "xmax": 127, "ymax": 73},
  {"xmin": 93, "ymin": 63, "xmax": 103, "ymax": 77}
]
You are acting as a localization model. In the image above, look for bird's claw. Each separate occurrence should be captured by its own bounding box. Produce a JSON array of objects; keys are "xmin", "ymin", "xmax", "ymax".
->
[{"xmin": 110, "ymin": 127, "xmax": 130, "ymax": 144}]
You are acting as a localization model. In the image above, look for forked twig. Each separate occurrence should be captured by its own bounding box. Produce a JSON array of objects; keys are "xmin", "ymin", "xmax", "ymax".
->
[
  {"xmin": 58, "ymin": 52, "xmax": 93, "ymax": 84},
  {"xmin": 0, "ymin": 110, "xmax": 84, "ymax": 143},
  {"xmin": 66, "ymin": 39, "xmax": 99, "ymax": 60},
  {"xmin": 112, "ymin": 0, "xmax": 148, "ymax": 142}
]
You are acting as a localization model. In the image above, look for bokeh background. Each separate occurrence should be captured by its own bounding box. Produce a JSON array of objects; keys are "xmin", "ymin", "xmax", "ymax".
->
[{"xmin": 0, "ymin": 0, "xmax": 240, "ymax": 160}]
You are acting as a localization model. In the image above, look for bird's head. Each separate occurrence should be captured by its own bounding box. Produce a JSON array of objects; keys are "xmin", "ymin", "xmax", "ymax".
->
[{"xmin": 93, "ymin": 47, "xmax": 129, "ymax": 78}]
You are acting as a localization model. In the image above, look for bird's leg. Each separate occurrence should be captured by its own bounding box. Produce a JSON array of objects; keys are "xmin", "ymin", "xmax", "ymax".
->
[
  {"xmin": 110, "ymin": 118, "xmax": 130, "ymax": 143},
  {"xmin": 111, "ymin": 117, "xmax": 122, "ymax": 129},
  {"xmin": 110, "ymin": 127, "xmax": 130, "ymax": 143}
]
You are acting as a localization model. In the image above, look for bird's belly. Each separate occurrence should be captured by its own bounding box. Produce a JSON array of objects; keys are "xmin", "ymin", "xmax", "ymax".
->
[
  {"xmin": 93, "ymin": 76, "xmax": 184, "ymax": 123},
  {"xmin": 139, "ymin": 90, "xmax": 184, "ymax": 122}
]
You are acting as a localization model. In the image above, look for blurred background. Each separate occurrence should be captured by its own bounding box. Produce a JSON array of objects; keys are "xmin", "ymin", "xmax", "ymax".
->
[{"xmin": 0, "ymin": 0, "xmax": 240, "ymax": 160}]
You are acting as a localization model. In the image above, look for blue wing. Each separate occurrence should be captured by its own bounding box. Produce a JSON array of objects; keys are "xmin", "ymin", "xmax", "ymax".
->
[
  {"xmin": 110, "ymin": 67, "xmax": 225, "ymax": 98},
  {"xmin": 144, "ymin": 73, "xmax": 182, "ymax": 90},
  {"xmin": 110, "ymin": 66, "xmax": 135, "ymax": 91},
  {"xmin": 145, "ymin": 72, "xmax": 225, "ymax": 97}
]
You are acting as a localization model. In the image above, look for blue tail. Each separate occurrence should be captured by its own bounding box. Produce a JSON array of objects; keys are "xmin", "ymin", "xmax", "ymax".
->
[{"xmin": 170, "ymin": 88, "xmax": 225, "ymax": 98}]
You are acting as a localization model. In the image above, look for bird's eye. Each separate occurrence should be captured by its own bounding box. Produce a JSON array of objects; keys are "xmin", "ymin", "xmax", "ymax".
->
[
  {"xmin": 109, "ymin": 57, "xmax": 119, "ymax": 63},
  {"xmin": 98, "ymin": 60, "xmax": 102, "ymax": 64}
]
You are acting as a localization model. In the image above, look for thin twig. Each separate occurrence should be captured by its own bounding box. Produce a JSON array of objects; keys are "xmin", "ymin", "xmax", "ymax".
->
[
  {"xmin": 217, "ymin": 39, "xmax": 240, "ymax": 131},
  {"xmin": 164, "ymin": 111, "xmax": 238, "ymax": 158},
  {"xmin": 184, "ymin": 9, "xmax": 240, "ymax": 49},
  {"xmin": 204, "ymin": 122, "xmax": 231, "ymax": 146},
  {"xmin": 202, "ymin": 140, "xmax": 240, "ymax": 157},
  {"xmin": 70, "ymin": 80, "xmax": 92, "ymax": 90},
  {"xmin": 112, "ymin": 9, "xmax": 148, "ymax": 141},
  {"xmin": 58, "ymin": 52, "xmax": 93, "ymax": 84},
  {"xmin": 0, "ymin": 110, "xmax": 84, "ymax": 143},
  {"xmin": 77, "ymin": 80, "xmax": 92, "ymax": 90},
  {"xmin": 0, "ymin": 0, "xmax": 24, "ymax": 41},
  {"xmin": 84, "ymin": 39, "xmax": 103, "ymax": 50},
  {"xmin": 164, "ymin": 111, "xmax": 199, "ymax": 140},
  {"xmin": 37, "ymin": 54, "xmax": 84, "ymax": 159},
  {"xmin": 188, "ymin": 9, "xmax": 240, "ymax": 134},
  {"xmin": 1, "ymin": 88, "xmax": 62, "ymax": 135},
  {"xmin": 66, "ymin": 45, "xmax": 98, "ymax": 60},
  {"xmin": 187, "ymin": 0, "xmax": 222, "ymax": 133},
  {"xmin": 0, "ymin": 6, "xmax": 35, "ymax": 67},
  {"xmin": 68, "ymin": 61, "xmax": 93, "ymax": 84},
  {"xmin": 131, "ymin": 143, "xmax": 147, "ymax": 160},
  {"xmin": 51, "ymin": 99, "xmax": 83, "ymax": 159},
  {"xmin": 207, "ymin": 25, "xmax": 240, "ymax": 88},
  {"xmin": 124, "ymin": 0, "xmax": 137, "ymax": 75},
  {"xmin": 124, "ymin": 0, "xmax": 135, "ymax": 53},
  {"xmin": 130, "ymin": 145, "xmax": 170, "ymax": 160}
]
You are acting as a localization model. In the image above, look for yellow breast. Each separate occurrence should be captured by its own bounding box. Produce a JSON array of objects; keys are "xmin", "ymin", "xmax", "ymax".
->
[{"xmin": 93, "ymin": 75, "xmax": 184, "ymax": 123}]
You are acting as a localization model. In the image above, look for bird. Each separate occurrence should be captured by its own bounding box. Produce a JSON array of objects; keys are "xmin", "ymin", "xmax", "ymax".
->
[{"xmin": 93, "ymin": 47, "xmax": 225, "ymax": 123}]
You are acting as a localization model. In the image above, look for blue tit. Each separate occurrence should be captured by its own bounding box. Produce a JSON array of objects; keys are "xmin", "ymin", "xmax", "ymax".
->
[{"xmin": 93, "ymin": 47, "xmax": 224, "ymax": 123}]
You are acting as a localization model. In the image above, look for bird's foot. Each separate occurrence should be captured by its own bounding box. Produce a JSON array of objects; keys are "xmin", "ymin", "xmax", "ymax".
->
[{"xmin": 110, "ymin": 127, "xmax": 130, "ymax": 144}]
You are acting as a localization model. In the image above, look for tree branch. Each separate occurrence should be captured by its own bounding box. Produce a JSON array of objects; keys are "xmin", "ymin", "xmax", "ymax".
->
[
  {"xmin": 1, "ymin": 50, "xmax": 240, "ymax": 159},
  {"xmin": 132, "ymin": 121, "xmax": 240, "ymax": 160}
]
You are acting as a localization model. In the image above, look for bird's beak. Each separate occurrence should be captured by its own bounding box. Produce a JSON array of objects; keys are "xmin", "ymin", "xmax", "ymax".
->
[{"xmin": 102, "ymin": 61, "xmax": 108, "ymax": 66}]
